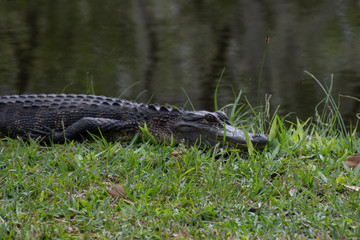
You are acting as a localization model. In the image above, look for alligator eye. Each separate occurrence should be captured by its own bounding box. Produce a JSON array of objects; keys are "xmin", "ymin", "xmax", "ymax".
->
[
  {"xmin": 205, "ymin": 114, "xmax": 218, "ymax": 123},
  {"xmin": 215, "ymin": 111, "xmax": 229, "ymax": 121}
]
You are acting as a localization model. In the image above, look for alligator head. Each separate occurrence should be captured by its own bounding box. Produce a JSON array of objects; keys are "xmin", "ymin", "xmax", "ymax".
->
[{"xmin": 169, "ymin": 110, "xmax": 269, "ymax": 149}]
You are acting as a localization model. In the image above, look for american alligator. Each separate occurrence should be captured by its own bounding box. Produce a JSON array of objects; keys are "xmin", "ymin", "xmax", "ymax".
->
[{"xmin": 0, "ymin": 94, "xmax": 268, "ymax": 148}]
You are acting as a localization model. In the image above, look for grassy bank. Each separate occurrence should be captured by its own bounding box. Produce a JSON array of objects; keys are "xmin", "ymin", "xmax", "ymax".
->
[{"xmin": 1, "ymin": 102, "xmax": 360, "ymax": 239}]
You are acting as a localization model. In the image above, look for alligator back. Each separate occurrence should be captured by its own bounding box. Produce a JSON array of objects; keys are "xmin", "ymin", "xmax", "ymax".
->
[{"xmin": 0, "ymin": 94, "xmax": 144, "ymax": 139}]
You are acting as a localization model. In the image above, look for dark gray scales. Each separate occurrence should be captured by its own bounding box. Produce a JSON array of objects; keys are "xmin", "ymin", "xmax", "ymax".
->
[{"xmin": 0, "ymin": 94, "xmax": 269, "ymax": 148}]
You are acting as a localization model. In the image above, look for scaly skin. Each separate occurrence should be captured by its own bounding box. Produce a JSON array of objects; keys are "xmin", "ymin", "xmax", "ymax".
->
[{"xmin": 0, "ymin": 94, "xmax": 269, "ymax": 148}]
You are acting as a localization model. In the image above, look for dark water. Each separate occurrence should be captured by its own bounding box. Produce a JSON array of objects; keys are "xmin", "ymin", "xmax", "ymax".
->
[{"xmin": 1, "ymin": 0, "xmax": 360, "ymax": 121}]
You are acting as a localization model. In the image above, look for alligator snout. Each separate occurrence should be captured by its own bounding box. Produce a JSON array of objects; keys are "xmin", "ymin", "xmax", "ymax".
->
[
  {"xmin": 222, "ymin": 125, "xmax": 268, "ymax": 149},
  {"xmin": 249, "ymin": 133, "xmax": 269, "ymax": 148}
]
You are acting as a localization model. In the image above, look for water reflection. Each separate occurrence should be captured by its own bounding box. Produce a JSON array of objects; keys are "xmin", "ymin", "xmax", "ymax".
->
[{"xmin": 0, "ymin": 0, "xmax": 359, "ymax": 122}]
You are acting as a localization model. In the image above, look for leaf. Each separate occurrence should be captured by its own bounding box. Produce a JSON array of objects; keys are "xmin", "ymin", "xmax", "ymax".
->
[
  {"xmin": 242, "ymin": 128, "xmax": 254, "ymax": 155},
  {"xmin": 180, "ymin": 167, "xmax": 195, "ymax": 179},
  {"xmin": 343, "ymin": 184, "xmax": 360, "ymax": 191},
  {"xmin": 108, "ymin": 184, "xmax": 127, "ymax": 199},
  {"xmin": 336, "ymin": 175, "xmax": 346, "ymax": 185},
  {"xmin": 289, "ymin": 188, "xmax": 297, "ymax": 197},
  {"xmin": 268, "ymin": 115, "xmax": 278, "ymax": 143},
  {"xmin": 345, "ymin": 156, "xmax": 360, "ymax": 169},
  {"xmin": 139, "ymin": 123, "xmax": 157, "ymax": 144},
  {"xmin": 317, "ymin": 171, "xmax": 328, "ymax": 183},
  {"xmin": 172, "ymin": 149, "xmax": 187, "ymax": 157}
]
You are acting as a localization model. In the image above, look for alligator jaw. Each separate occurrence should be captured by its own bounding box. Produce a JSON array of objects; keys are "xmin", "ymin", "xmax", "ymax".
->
[{"xmin": 217, "ymin": 124, "xmax": 269, "ymax": 149}]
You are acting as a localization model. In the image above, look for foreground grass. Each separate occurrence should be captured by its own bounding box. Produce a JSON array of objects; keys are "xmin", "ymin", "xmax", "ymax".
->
[{"xmin": 1, "ymin": 114, "xmax": 360, "ymax": 239}]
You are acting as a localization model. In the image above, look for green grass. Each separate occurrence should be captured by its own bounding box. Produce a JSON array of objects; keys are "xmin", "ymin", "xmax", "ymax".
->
[{"xmin": 1, "ymin": 96, "xmax": 360, "ymax": 239}]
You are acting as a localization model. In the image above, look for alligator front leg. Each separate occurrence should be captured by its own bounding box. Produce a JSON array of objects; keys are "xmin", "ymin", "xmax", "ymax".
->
[{"xmin": 30, "ymin": 117, "xmax": 138, "ymax": 142}]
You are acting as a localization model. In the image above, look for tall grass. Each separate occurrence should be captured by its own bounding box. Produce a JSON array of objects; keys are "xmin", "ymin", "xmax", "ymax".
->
[
  {"xmin": 257, "ymin": 34, "xmax": 271, "ymax": 105},
  {"xmin": 305, "ymin": 70, "xmax": 347, "ymax": 135},
  {"xmin": 214, "ymin": 68, "xmax": 226, "ymax": 112}
]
